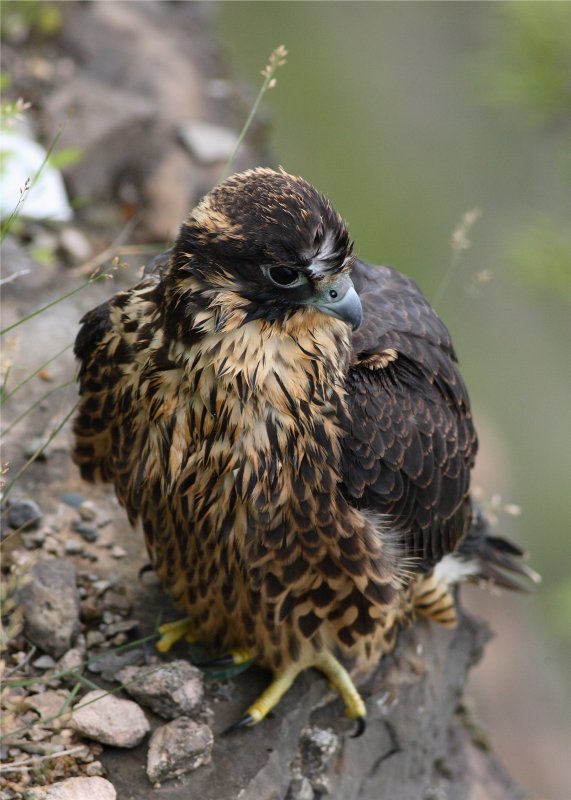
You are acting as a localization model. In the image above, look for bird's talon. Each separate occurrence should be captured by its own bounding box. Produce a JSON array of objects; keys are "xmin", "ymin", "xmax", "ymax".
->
[
  {"xmin": 351, "ymin": 716, "xmax": 367, "ymax": 738},
  {"xmin": 197, "ymin": 647, "xmax": 254, "ymax": 668},
  {"xmin": 222, "ymin": 713, "xmax": 256, "ymax": 735}
]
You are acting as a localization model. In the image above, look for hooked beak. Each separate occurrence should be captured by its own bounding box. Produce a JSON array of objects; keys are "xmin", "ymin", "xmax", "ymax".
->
[{"xmin": 308, "ymin": 273, "xmax": 363, "ymax": 330}]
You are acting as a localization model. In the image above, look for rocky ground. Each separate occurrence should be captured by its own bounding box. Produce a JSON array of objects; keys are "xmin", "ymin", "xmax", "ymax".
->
[{"xmin": 1, "ymin": 3, "xmax": 530, "ymax": 799}]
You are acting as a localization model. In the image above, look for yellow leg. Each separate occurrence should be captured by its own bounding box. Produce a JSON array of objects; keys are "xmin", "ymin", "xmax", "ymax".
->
[
  {"xmin": 225, "ymin": 662, "xmax": 302, "ymax": 732},
  {"xmin": 156, "ymin": 617, "xmax": 197, "ymax": 652},
  {"xmin": 314, "ymin": 651, "xmax": 367, "ymax": 721},
  {"xmin": 225, "ymin": 651, "xmax": 367, "ymax": 736}
]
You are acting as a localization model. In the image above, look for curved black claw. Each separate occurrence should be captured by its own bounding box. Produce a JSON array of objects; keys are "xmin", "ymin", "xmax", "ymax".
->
[
  {"xmin": 222, "ymin": 714, "xmax": 255, "ymax": 736},
  {"xmin": 351, "ymin": 716, "xmax": 367, "ymax": 738}
]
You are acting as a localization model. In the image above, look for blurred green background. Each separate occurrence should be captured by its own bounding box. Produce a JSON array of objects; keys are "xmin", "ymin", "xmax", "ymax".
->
[{"xmin": 218, "ymin": 0, "xmax": 570, "ymax": 789}]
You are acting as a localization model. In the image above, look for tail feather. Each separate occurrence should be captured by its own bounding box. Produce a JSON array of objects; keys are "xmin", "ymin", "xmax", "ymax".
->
[{"xmin": 455, "ymin": 504, "xmax": 541, "ymax": 593}]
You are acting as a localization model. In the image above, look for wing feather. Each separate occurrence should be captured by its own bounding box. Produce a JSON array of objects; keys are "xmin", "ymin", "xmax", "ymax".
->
[{"xmin": 342, "ymin": 259, "xmax": 477, "ymax": 569}]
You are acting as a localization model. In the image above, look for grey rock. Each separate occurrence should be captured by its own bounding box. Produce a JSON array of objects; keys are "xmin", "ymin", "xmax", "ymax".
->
[
  {"xmin": 71, "ymin": 689, "xmax": 150, "ymax": 748},
  {"xmin": 287, "ymin": 772, "xmax": 315, "ymax": 800},
  {"xmin": 103, "ymin": 619, "xmax": 139, "ymax": 637},
  {"xmin": 59, "ymin": 227, "xmax": 92, "ymax": 264},
  {"xmin": 87, "ymin": 647, "xmax": 145, "ymax": 681},
  {"xmin": 117, "ymin": 660, "xmax": 204, "ymax": 720},
  {"xmin": 86, "ymin": 631, "xmax": 106, "ymax": 649},
  {"xmin": 298, "ymin": 727, "xmax": 339, "ymax": 795},
  {"xmin": 62, "ymin": 492, "xmax": 85, "ymax": 508},
  {"xmin": 25, "ymin": 776, "xmax": 117, "ymax": 799},
  {"xmin": 56, "ymin": 647, "xmax": 86, "ymax": 681},
  {"xmin": 27, "ymin": 689, "xmax": 71, "ymax": 721},
  {"xmin": 72, "ymin": 521, "xmax": 100, "ymax": 542},
  {"xmin": 64, "ymin": 539, "xmax": 84, "ymax": 556},
  {"xmin": 179, "ymin": 121, "xmax": 239, "ymax": 165},
  {"xmin": 24, "ymin": 437, "xmax": 50, "ymax": 461},
  {"xmin": 18, "ymin": 558, "xmax": 80, "ymax": 658},
  {"xmin": 146, "ymin": 717, "xmax": 213, "ymax": 783},
  {"xmin": 102, "ymin": 589, "xmax": 131, "ymax": 614},
  {"xmin": 22, "ymin": 528, "xmax": 48, "ymax": 548},
  {"xmin": 7, "ymin": 498, "xmax": 43, "ymax": 530},
  {"xmin": 78, "ymin": 501, "xmax": 97, "ymax": 522},
  {"xmin": 32, "ymin": 654, "xmax": 57, "ymax": 670}
]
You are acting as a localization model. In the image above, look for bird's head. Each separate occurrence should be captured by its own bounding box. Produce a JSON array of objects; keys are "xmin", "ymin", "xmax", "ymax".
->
[{"xmin": 165, "ymin": 168, "xmax": 362, "ymax": 336}]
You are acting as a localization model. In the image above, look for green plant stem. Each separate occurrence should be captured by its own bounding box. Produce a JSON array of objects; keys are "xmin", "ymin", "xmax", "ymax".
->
[
  {"xmin": 432, "ymin": 252, "xmax": 461, "ymax": 310},
  {"xmin": 0, "ymin": 271, "xmax": 111, "ymax": 337},
  {"xmin": 3, "ymin": 632, "xmax": 159, "ymax": 689},
  {"xmin": 2, "ymin": 344, "xmax": 73, "ymax": 403},
  {"xmin": 219, "ymin": 74, "xmax": 274, "ymax": 182},
  {"xmin": 2, "ymin": 660, "xmax": 166, "ymax": 742},
  {"xmin": 0, "ymin": 123, "xmax": 65, "ymax": 244},
  {"xmin": 2, "ymin": 401, "xmax": 79, "ymax": 499},
  {"xmin": 1, "ymin": 379, "xmax": 75, "ymax": 438}
]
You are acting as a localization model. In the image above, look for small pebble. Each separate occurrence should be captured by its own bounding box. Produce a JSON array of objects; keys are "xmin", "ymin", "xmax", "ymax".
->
[
  {"xmin": 104, "ymin": 619, "xmax": 139, "ymax": 637},
  {"xmin": 110, "ymin": 545, "xmax": 127, "ymax": 559},
  {"xmin": 8, "ymin": 498, "xmax": 43, "ymax": 530},
  {"xmin": 57, "ymin": 647, "xmax": 85, "ymax": 679},
  {"xmin": 33, "ymin": 654, "xmax": 57, "ymax": 670},
  {"xmin": 62, "ymin": 492, "xmax": 85, "ymax": 508},
  {"xmin": 92, "ymin": 580, "xmax": 112, "ymax": 595},
  {"xmin": 24, "ymin": 437, "xmax": 50, "ymax": 460},
  {"xmin": 22, "ymin": 528, "xmax": 48, "ymax": 548},
  {"xmin": 78, "ymin": 501, "xmax": 97, "ymax": 522},
  {"xmin": 146, "ymin": 717, "xmax": 213, "ymax": 782},
  {"xmin": 27, "ymin": 689, "xmax": 70, "ymax": 720},
  {"xmin": 26, "ymin": 776, "xmax": 117, "ymax": 799},
  {"xmin": 71, "ymin": 689, "xmax": 150, "ymax": 748},
  {"xmin": 84, "ymin": 760, "xmax": 105, "ymax": 777},
  {"xmin": 86, "ymin": 631, "xmax": 106, "ymax": 649},
  {"xmin": 65, "ymin": 539, "xmax": 84, "ymax": 556},
  {"xmin": 18, "ymin": 558, "xmax": 81, "ymax": 658},
  {"xmin": 87, "ymin": 648, "xmax": 145, "ymax": 680},
  {"xmin": 72, "ymin": 521, "xmax": 99, "ymax": 542},
  {"xmin": 102, "ymin": 589, "xmax": 131, "ymax": 615},
  {"xmin": 117, "ymin": 660, "xmax": 204, "ymax": 720}
]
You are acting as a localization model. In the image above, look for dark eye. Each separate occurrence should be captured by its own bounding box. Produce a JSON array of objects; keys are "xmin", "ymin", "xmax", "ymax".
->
[{"xmin": 268, "ymin": 266, "xmax": 300, "ymax": 287}]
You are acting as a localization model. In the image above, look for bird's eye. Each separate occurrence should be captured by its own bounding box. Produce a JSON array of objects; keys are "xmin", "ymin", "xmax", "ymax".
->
[{"xmin": 268, "ymin": 266, "xmax": 301, "ymax": 287}]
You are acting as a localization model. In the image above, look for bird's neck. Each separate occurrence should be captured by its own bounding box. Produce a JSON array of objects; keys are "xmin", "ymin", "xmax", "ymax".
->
[{"xmin": 169, "ymin": 306, "xmax": 352, "ymax": 415}]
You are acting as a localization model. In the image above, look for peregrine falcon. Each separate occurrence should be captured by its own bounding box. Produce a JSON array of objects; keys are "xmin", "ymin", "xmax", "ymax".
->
[{"xmin": 73, "ymin": 168, "xmax": 536, "ymax": 734}]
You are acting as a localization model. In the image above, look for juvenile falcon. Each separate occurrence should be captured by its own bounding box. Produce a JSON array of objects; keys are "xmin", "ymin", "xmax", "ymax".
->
[{"xmin": 73, "ymin": 168, "xmax": 536, "ymax": 734}]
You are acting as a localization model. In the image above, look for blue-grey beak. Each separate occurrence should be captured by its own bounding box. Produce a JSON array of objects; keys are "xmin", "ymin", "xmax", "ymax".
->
[{"xmin": 309, "ymin": 273, "xmax": 362, "ymax": 330}]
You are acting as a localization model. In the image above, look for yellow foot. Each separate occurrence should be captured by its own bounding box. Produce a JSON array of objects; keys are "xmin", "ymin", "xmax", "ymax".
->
[
  {"xmin": 156, "ymin": 617, "xmax": 197, "ymax": 653},
  {"xmin": 314, "ymin": 652, "xmax": 367, "ymax": 725},
  {"xmin": 224, "ymin": 652, "xmax": 367, "ymax": 737},
  {"xmin": 224, "ymin": 662, "xmax": 301, "ymax": 733}
]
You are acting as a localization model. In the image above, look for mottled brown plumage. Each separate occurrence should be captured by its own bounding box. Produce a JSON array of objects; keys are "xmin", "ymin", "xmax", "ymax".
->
[{"xmin": 73, "ymin": 168, "xmax": 535, "ymax": 731}]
